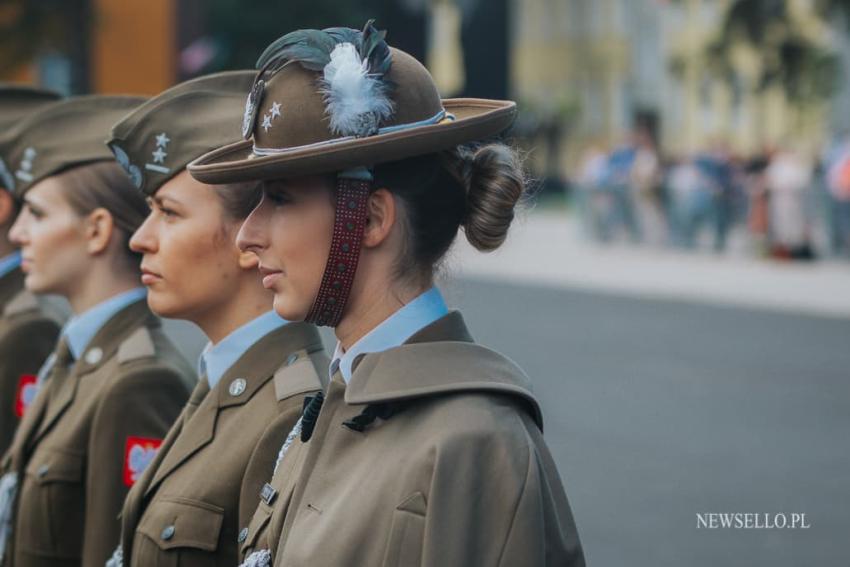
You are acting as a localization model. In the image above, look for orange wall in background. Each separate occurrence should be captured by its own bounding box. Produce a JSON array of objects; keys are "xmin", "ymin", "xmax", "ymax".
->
[{"xmin": 91, "ymin": 0, "xmax": 176, "ymax": 95}]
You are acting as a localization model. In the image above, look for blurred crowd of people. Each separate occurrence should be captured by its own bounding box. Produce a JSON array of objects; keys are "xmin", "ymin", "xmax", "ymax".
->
[{"xmin": 573, "ymin": 130, "xmax": 850, "ymax": 261}]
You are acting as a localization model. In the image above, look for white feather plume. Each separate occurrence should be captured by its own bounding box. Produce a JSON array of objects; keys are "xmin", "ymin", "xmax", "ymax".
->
[{"xmin": 320, "ymin": 42, "xmax": 393, "ymax": 137}]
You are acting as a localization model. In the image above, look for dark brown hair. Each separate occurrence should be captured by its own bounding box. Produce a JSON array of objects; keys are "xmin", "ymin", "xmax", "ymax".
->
[
  {"xmin": 57, "ymin": 161, "xmax": 149, "ymax": 267},
  {"xmin": 373, "ymin": 142, "xmax": 525, "ymax": 284}
]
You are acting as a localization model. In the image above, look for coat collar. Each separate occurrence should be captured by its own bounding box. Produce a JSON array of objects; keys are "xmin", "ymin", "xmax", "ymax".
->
[
  {"xmin": 345, "ymin": 311, "xmax": 543, "ymax": 429},
  {"xmin": 30, "ymin": 299, "xmax": 155, "ymax": 446},
  {"xmin": 146, "ymin": 322, "xmax": 324, "ymax": 494}
]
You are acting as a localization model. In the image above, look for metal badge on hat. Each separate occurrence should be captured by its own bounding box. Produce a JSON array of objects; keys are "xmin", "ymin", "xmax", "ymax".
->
[
  {"xmin": 109, "ymin": 144, "xmax": 144, "ymax": 189},
  {"xmin": 242, "ymin": 79, "xmax": 266, "ymax": 139},
  {"xmin": 0, "ymin": 158, "xmax": 14, "ymax": 191}
]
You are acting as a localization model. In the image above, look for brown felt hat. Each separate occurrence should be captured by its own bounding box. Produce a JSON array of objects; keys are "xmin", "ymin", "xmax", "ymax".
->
[
  {"xmin": 188, "ymin": 28, "xmax": 516, "ymax": 184},
  {"xmin": 0, "ymin": 95, "xmax": 147, "ymax": 198},
  {"xmin": 107, "ymin": 70, "xmax": 255, "ymax": 196},
  {"xmin": 0, "ymin": 84, "xmax": 62, "ymax": 192}
]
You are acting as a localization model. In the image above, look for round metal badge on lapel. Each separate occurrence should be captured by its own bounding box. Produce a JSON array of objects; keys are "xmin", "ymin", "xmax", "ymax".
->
[
  {"xmin": 85, "ymin": 347, "xmax": 103, "ymax": 365},
  {"xmin": 229, "ymin": 378, "xmax": 247, "ymax": 397}
]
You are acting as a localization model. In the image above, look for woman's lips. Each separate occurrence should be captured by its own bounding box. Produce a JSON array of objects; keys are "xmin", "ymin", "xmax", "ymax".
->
[
  {"xmin": 258, "ymin": 265, "xmax": 283, "ymax": 289},
  {"xmin": 20, "ymin": 257, "xmax": 33, "ymax": 272},
  {"xmin": 140, "ymin": 268, "xmax": 162, "ymax": 285}
]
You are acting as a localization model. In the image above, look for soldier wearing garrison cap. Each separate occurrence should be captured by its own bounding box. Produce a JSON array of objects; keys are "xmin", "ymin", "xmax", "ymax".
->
[
  {"xmin": 192, "ymin": 21, "xmax": 584, "ymax": 567},
  {"xmin": 104, "ymin": 71, "xmax": 327, "ymax": 567},
  {"xmin": 0, "ymin": 95, "xmax": 194, "ymax": 567},
  {"xmin": 0, "ymin": 86, "xmax": 65, "ymax": 456}
]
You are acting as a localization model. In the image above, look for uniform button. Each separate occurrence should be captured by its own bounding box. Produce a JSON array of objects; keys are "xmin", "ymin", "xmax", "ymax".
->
[
  {"xmin": 238, "ymin": 527, "xmax": 248, "ymax": 543},
  {"xmin": 286, "ymin": 353, "xmax": 299, "ymax": 366},
  {"xmin": 161, "ymin": 525, "xmax": 175, "ymax": 541},
  {"xmin": 37, "ymin": 464, "xmax": 49, "ymax": 478},
  {"xmin": 229, "ymin": 378, "xmax": 247, "ymax": 396},
  {"xmin": 85, "ymin": 347, "xmax": 103, "ymax": 365}
]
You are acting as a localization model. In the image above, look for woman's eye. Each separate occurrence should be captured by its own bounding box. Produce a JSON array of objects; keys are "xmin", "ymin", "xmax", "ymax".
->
[
  {"xmin": 264, "ymin": 189, "xmax": 291, "ymax": 206},
  {"xmin": 25, "ymin": 205, "xmax": 44, "ymax": 219}
]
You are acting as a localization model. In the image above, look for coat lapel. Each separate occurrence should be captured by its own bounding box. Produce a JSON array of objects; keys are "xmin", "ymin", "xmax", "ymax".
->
[
  {"xmin": 29, "ymin": 299, "xmax": 155, "ymax": 447},
  {"xmin": 145, "ymin": 322, "xmax": 323, "ymax": 493}
]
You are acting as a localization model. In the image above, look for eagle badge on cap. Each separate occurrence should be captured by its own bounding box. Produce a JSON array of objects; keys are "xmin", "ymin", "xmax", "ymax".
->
[
  {"xmin": 242, "ymin": 79, "xmax": 266, "ymax": 139},
  {"xmin": 123, "ymin": 436, "xmax": 163, "ymax": 486},
  {"xmin": 109, "ymin": 144, "xmax": 144, "ymax": 189},
  {"xmin": 14, "ymin": 374, "xmax": 38, "ymax": 418},
  {"xmin": 0, "ymin": 158, "xmax": 14, "ymax": 191}
]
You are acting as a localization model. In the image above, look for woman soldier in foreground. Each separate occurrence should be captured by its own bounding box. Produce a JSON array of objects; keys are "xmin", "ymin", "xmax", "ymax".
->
[
  {"xmin": 105, "ymin": 71, "xmax": 328, "ymax": 567},
  {"xmin": 0, "ymin": 96, "xmax": 194, "ymax": 567},
  {"xmin": 189, "ymin": 22, "xmax": 585, "ymax": 567}
]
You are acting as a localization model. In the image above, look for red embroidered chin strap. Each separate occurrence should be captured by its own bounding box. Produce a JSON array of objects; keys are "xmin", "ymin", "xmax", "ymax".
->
[{"xmin": 304, "ymin": 172, "xmax": 372, "ymax": 327}]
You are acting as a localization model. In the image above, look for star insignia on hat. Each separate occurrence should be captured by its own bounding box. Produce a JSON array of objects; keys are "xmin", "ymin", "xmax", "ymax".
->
[
  {"xmin": 270, "ymin": 101, "xmax": 282, "ymax": 119},
  {"xmin": 15, "ymin": 147, "xmax": 37, "ymax": 182},
  {"xmin": 145, "ymin": 133, "xmax": 171, "ymax": 175},
  {"xmin": 261, "ymin": 114, "xmax": 272, "ymax": 132}
]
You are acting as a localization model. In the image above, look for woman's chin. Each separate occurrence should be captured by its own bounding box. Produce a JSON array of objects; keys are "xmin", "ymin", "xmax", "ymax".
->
[{"xmin": 272, "ymin": 296, "xmax": 309, "ymax": 323}]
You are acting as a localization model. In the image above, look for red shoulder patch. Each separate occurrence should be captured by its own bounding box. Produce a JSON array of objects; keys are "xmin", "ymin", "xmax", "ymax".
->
[
  {"xmin": 123, "ymin": 437, "xmax": 163, "ymax": 487},
  {"xmin": 14, "ymin": 374, "xmax": 38, "ymax": 418}
]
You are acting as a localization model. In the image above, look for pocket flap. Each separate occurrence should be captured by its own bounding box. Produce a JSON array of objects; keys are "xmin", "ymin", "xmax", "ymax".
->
[
  {"xmin": 25, "ymin": 449, "xmax": 83, "ymax": 483},
  {"xmin": 137, "ymin": 497, "xmax": 224, "ymax": 552},
  {"xmin": 240, "ymin": 501, "xmax": 272, "ymax": 554}
]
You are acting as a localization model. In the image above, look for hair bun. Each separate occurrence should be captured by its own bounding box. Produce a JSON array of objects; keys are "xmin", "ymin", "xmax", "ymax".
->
[{"xmin": 461, "ymin": 144, "xmax": 524, "ymax": 252}]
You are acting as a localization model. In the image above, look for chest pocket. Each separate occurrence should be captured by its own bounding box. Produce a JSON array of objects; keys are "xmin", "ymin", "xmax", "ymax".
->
[
  {"xmin": 134, "ymin": 497, "xmax": 224, "ymax": 567},
  {"xmin": 17, "ymin": 448, "xmax": 85, "ymax": 559}
]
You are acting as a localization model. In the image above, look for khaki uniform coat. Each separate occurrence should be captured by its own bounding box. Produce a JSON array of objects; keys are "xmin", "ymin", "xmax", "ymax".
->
[
  {"xmin": 0, "ymin": 268, "xmax": 61, "ymax": 454},
  {"xmin": 120, "ymin": 322, "xmax": 327, "ymax": 567},
  {"xmin": 1, "ymin": 299, "xmax": 194, "ymax": 567},
  {"xmin": 240, "ymin": 311, "xmax": 585, "ymax": 567}
]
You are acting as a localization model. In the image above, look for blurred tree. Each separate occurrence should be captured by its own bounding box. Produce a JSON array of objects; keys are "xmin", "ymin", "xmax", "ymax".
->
[{"xmin": 694, "ymin": 0, "xmax": 844, "ymax": 106}]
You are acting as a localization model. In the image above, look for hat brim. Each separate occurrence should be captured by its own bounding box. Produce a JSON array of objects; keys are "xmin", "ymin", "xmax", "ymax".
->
[{"xmin": 187, "ymin": 98, "xmax": 516, "ymax": 184}]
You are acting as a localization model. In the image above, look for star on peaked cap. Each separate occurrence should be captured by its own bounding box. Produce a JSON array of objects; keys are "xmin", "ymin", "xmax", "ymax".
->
[
  {"xmin": 107, "ymin": 70, "xmax": 256, "ymax": 196},
  {"xmin": 0, "ymin": 95, "xmax": 148, "ymax": 198}
]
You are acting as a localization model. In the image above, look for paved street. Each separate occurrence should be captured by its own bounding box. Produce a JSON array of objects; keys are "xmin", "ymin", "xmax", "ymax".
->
[{"xmin": 441, "ymin": 278, "xmax": 850, "ymax": 567}]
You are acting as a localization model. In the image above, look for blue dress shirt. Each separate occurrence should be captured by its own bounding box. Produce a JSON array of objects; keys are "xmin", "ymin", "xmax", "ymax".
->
[
  {"xmin": 198, "ymin": 311, "xmax": 289, "ymax": 389},
  {"xmin": 331, "ymin": 286, "xmax": 449, "ymax": 382},
  {"xmin": 62, "ymin": 287, "xmax": 148, "ymax": 361},
  {"xmin": 0, "ymin": 252, "xmax": 21, "ymax": 280}
]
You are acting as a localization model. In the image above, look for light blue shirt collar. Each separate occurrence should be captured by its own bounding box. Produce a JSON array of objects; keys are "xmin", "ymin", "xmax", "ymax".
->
[
  {"xmin": 332, "ymin": 286, "xmax": 448, "ymax": 383},
  {"xmin": 0, "ymin": 251, "xmax": 21, "ymax": 279},
  {"xmin": 62, "ymin": 287, "xmax": 147, "ymax": 361},
  {"xmin": 198, "ymin": 311, "xmax": 289, "ymax": 389}
]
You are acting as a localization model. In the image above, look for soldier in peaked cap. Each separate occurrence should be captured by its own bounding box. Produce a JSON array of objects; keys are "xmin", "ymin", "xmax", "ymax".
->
[
  {"xmin": 190, "ymin": 21, "xmax": 584, "ymax": 567},
  {"xmin": 0, "ymin": 86, "xmax": 65, "ymax": 456},
  {"xmin": 104, "ymin": 71, "xmax": 327, "ymax": 567},
  {"xmin": 0, "ymin": 95, "xmax": 195, "ymax": 567}
]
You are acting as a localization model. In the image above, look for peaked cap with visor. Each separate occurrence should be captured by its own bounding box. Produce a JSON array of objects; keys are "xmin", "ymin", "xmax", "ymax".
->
[{"xmin": 188, "ymin": 20, "xmax": 517, "ymax": 327}]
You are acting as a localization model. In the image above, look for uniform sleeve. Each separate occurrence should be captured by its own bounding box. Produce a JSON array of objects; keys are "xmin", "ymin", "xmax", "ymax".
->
[
  {"xmin": 418, "ymin": 413, "xmax": 585, "ymax": 567},
  {"xmin": 81, "ymin": 362, "xmax": 190, "ymax": 567},
  {"xmin": 0, "ymin": 316, "xmax": 59, "ymax": 454}
]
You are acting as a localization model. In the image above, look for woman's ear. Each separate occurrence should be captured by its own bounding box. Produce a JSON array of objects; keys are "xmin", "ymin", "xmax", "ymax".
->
[
  {"xmin": 362, "ymin": 188, "xmax": 397, "ymax": 249},
  {"xmin": 84, "ymin": 207, "xmax": 115, "ymax": 255}
]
